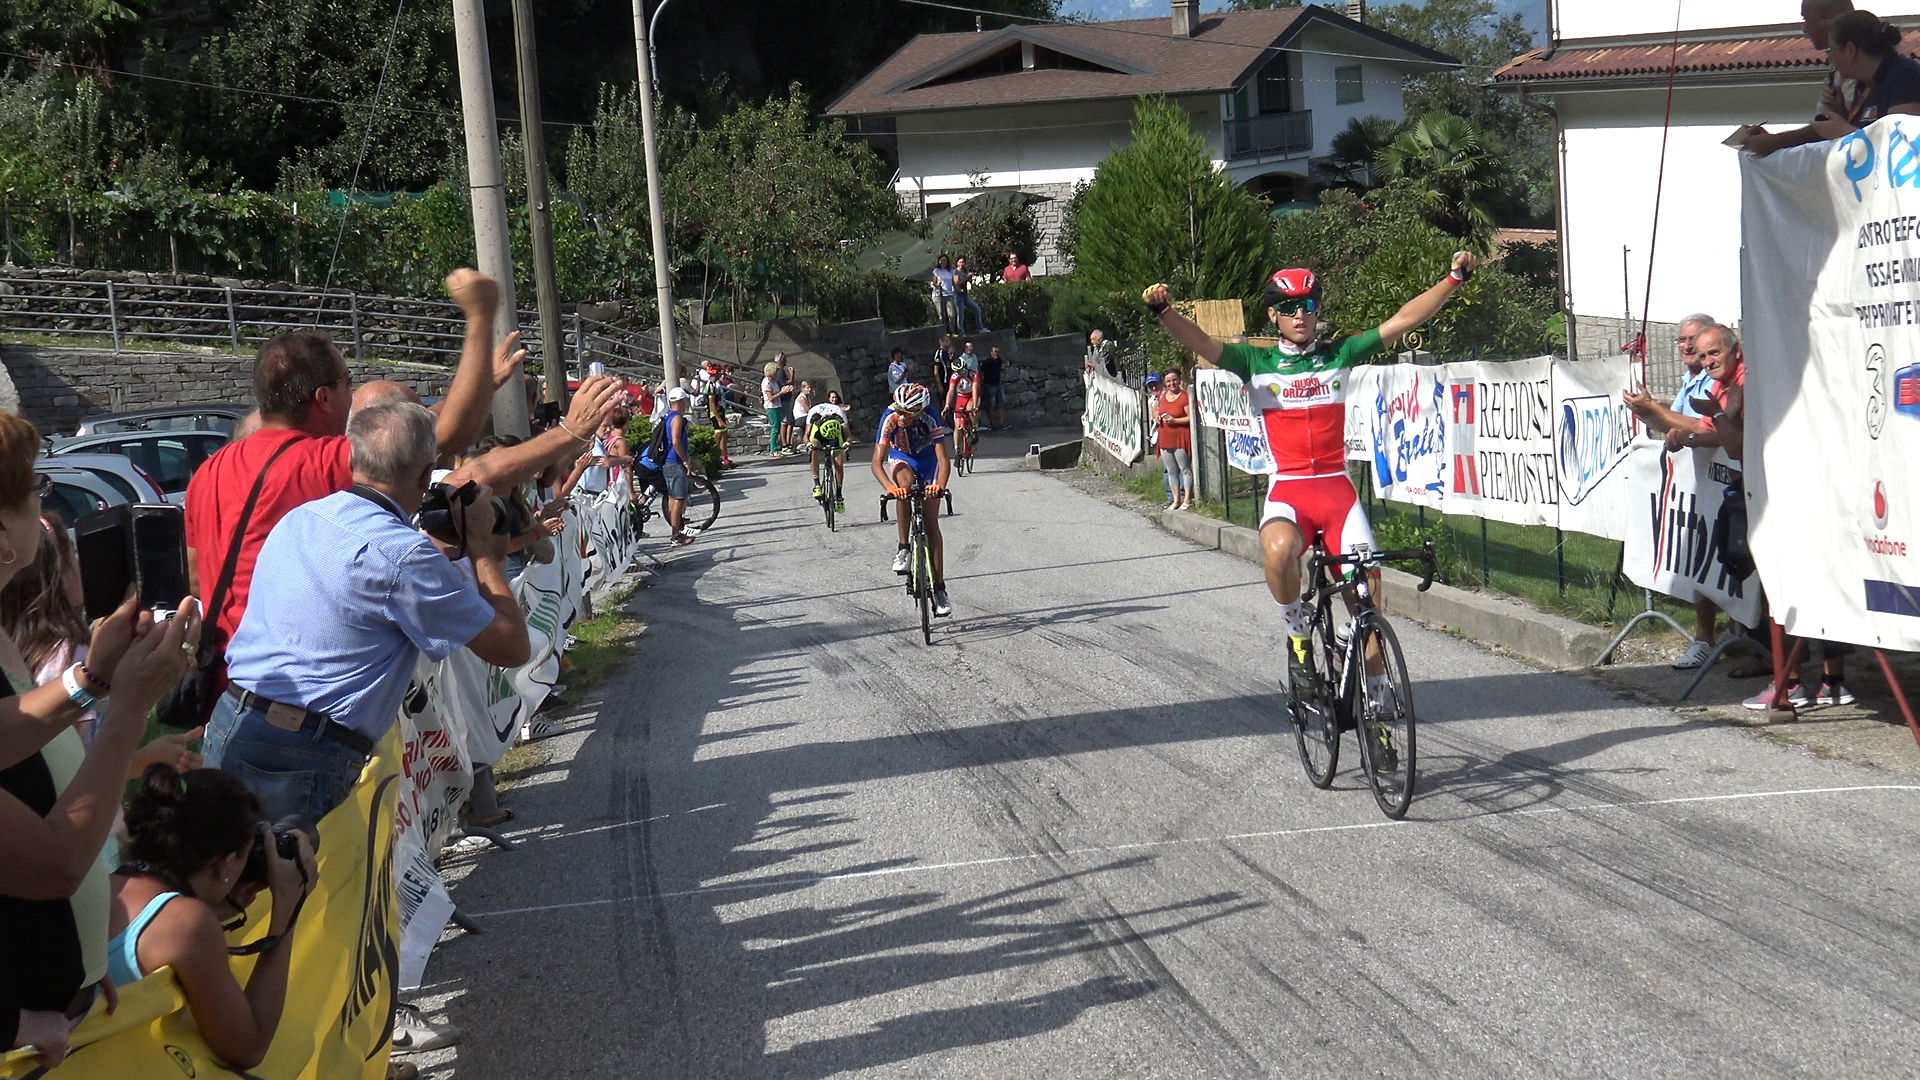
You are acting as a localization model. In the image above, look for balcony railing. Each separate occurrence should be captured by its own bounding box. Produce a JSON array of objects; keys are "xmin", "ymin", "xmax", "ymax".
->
[{"xmin": 1227, "ymin": 110, "xmax": 1313, "ymax": 161}]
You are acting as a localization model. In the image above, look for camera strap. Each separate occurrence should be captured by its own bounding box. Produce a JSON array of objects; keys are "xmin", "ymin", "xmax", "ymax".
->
[
  {"xmin": 199, "ymin": 437, "xmax": 300, "ymax": 657},
  {"xmin": 348, "ymin": 483, "xmax": 408, "ymax": 523}
]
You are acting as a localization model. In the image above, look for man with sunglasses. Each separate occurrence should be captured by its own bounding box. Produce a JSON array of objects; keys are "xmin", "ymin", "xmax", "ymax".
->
[
  {"xmin": 1142, "ymin": 253, "xmax": 1477, "ymax": 687},
  {"xmin": 871, "ymin": 382, "xmax": 953, "ymax": 617}
]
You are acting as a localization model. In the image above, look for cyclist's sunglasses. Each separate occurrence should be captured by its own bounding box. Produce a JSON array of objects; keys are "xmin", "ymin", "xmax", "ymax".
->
[{"xmin": 1273, "ymin": 297, "xmax": 1318, "ymax": 317}]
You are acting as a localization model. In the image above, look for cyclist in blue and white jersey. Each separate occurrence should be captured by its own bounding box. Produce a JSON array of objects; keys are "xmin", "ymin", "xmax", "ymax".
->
[{"xmin": 870, "ymin": 383, "xmax": 952, "ymax": 617}]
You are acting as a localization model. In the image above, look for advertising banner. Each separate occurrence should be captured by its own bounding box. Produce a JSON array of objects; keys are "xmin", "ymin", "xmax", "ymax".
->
[
  {"xmin": 1622, "ymin": 444, "xmax": 1764, "ymax": 627},
  {"xmin": 1553, "ymin": 356, "xmax": 1649, "ymax": 542},
  {"xmin": 1362, "ymin": 361, "xmax": 1447, "ymax": 508},
  {"xmin": 1193, "ymin": 367, "xmax": 1274, "ymax": 474},
  {"xmin": 1442, "ymin": 356, "xmax": 1557, "ymax": 526},
  {"xmin": 1082, "ymin": 369, "xmax": 1145, "ymax": 464},
  {"xmin": 1741, "ymin": 117, "xmax": 1920, "ymax": 649}
]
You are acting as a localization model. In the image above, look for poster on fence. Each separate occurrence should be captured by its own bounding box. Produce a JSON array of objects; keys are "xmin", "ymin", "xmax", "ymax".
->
[
  {"xmin": 1082, "ymin": 369, "xmax": 1145, "ymax": 464},
  {"xmin": 1442, "ymin": 356, "xmax": 1557, "ymax": 526},
  {"xmin": 1553, "ymin": 356, "xmax": 1647, "ymax": 542},
  {"xmin": 1742, "ymin": 118, "xmax": 1920, "ymax": 650},
  {"xmin": 1360, "ymin": 361, "xmax": 1447, "ymax": 508},
  {"xmin": 1622, "ymin": 445, "xmax": 1764, "ymax": 627},
  {"xmin": 1193, "ymin": 368, "xmax": 1274, "ymax": 473},
  {"xmin": 1345, "ymin": 365, "xmax": 1376, "ymax": 461}
]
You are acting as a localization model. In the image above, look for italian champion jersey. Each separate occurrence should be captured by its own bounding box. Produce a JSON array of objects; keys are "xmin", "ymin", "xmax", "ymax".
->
[{"xmin": 1215, "ymin": 328, "xmax": 1384, "ymax": 478}]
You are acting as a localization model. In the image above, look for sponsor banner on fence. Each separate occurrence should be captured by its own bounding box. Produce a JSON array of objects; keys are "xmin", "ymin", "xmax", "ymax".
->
[
  {"xmin": 1362, "ymin": 362, "xmax": 1447, "ymax": 508},
  {"xmin": 9, "ymin": 734, "xmax": 406, "ymax": 1080},
  {"xmin": 1622, "ymin": 445, "xmax": 1764, "ymax": 627},
  {"xmin": 1082, "ymin": 369, "xmax": 1145, "ymax": 464},
  {"xmin": 1742, "ymin": 118, "xmax": 1920, "ymax": 650},
  {"xmin": 1345, "ymin": 365, "xmax": 1376, "ymax": 461},
  {"xmin": 1193, "ymin": 368, "xmax": 1274, "ymax": 473},
  {"xmin": 1553, "ymin": 356, "xmax": 1648, "ymax": 542},
  {"xmin": 1442, "ymin": 356, "xmax": 1557, "ymax": 526}
]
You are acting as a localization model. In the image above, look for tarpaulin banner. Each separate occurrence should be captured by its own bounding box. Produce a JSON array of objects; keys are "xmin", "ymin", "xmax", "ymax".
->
[
  {"xmin": 1344, "ymin": 366, "xmax": 1377, "ymax": 462},
  {"xmin": 1362, "ymin": 362, "xmax": 1447, "ymax": 508},
  {"xmin": 1741, "ymin": 117, "xmax": 1920, "ymax": 650},
  {"xmin": 1553, "ymin": 356, "xmax": 1648, "ymax": 542},
  {"xmin": 1622, "ymin": 444, "xmax": 1764, "ymax": 627},
  {"xmin": 1192, "ymin": 368, "xmax": 1273, "ymax": 474},
  {"xmin": 6, "ymin": 732, "xmax": 404, "ymax": 1080},
  {"xmin": 579, "ymin": 476, "xmax": 641, "ymax": 601},
  {"xmin": 1082, "ymin": 369, "xmax": 1145, "ymax": 464},
  {"xmin": 1442, "ymin": 356, "xmax": 1557, "ymax": 526}
]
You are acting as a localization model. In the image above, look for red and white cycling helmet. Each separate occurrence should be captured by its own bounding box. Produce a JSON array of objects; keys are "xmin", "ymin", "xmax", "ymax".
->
[
  {"xmin": 892, "ymin": 382, "xmax": 931, "ymax": 414},
  {"xmin": 1264, "ymin": 267, "xmax": 1321, "ymax": 307}
]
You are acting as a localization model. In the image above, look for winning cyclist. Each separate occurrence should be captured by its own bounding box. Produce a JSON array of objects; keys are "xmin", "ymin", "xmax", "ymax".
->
[
  {"xmin": 1142, "ymin": 252, "xmax": 1478, "ymax": 691},
  {"xmin": 872, "ymin": 382, "xmax": 953, "ymax": 617},
  {"xmin": 806, "ymin": 389, "xmax": 852, "ymax": 513}
]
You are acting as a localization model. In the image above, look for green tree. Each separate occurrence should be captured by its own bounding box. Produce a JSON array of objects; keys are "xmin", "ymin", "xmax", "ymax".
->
[
  {"xmin": 942, "ymin": 189, "xmax": 1039, "ymax": 272},
  {"xmin": 1375, "ymin": 111, "xmax": 1501, "ymax": 242},
  {"xmin": 1319, "ymin": 115, "xmax": 1401, "ymax": 191},
  {"xmin": 1071, "ymin": 97, "xmax": 1273, "ymax": 318}
]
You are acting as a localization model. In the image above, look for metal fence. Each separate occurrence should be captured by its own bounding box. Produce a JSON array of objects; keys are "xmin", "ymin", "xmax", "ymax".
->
[{"xmin": 0, "ymin": 274, "xmax": 746, "ymax": 388}]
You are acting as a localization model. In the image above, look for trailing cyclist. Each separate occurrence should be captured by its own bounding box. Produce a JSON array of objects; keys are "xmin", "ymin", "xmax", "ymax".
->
[
  {"xmin": 871, "ymin": 382, "xmax": 953, "ymax": 617},
  {"xmin": 806, "ymin": 390, "xmax": 852, "ymax": 513},
  {"xmin": 1141, "ymin": 253, "xmax": 1478, "ymax": 696},
  {"xmin": 946, "ymin": 359, "xmax": 981, "ymax": 460}
]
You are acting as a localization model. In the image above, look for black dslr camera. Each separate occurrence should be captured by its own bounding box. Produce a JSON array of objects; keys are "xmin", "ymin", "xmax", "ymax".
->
[
  {"xmin": 416, "ymin": 480, "xmax": 514, "ymax": 549},
  {"xmin": 239, "ymin": 815, "xmax": 318, "ymax": 888}
]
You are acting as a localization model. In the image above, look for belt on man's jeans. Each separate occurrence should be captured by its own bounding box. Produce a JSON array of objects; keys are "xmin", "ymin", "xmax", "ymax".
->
[{"xmin": 224, "ymin": 686, "xmax": 374, "ymax": 757}]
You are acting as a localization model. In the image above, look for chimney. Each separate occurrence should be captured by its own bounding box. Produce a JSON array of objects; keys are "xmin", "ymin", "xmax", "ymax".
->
[
  {"xmin": 1344, "ymin": 0, "xmax": 1367, "ymax": 22},
  {"xmin": 1171, "ymin": 0, "xmax": 1197, "ymax": 38}
]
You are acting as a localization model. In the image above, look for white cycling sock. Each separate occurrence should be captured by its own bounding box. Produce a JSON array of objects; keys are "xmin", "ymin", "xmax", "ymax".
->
[
  {"xmin": 1366, "ymin": 673, "xmax": 1392, "ymax": 702},
  {"xmin": 1280, "ymin": 600, "xmax": 1310, "ymax": 637}
]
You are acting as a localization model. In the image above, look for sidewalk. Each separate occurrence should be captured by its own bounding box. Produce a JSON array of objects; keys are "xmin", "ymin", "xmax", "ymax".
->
[{"xmin": 1051, "ymin": 459, "xmax": 1920, "ymax": 776}]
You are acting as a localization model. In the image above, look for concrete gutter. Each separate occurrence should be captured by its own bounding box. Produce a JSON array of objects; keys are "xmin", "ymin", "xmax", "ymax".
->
[{"xmin": 1158, "ymin": 510, "xmax": 1610, "ymax": 670}]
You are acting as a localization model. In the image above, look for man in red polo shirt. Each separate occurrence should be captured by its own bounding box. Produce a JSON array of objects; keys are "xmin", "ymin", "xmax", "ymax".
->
[{"xmin": 183, "ymin": 269, "xmax": 506, "ymax": 714}]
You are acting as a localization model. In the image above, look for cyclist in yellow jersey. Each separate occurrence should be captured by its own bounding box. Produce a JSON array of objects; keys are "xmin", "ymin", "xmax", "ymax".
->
[
  {"xmin": 805, "ymin": 390, "xmax": 852, "ymax": 513},
  {"xmin": 1142, "ymin": 252, "xmax": 1478, "ymax": 691}
]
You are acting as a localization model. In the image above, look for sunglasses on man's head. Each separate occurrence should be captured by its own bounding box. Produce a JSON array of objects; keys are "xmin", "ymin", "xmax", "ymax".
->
[{"xmin": 1274, "ymin": 297, "xmax": 1318, "ymax": 317}]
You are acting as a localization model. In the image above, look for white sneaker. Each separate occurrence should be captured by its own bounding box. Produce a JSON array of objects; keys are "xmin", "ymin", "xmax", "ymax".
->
[
  {"xmin": 1815, "ymin": 681, "xmax": 1856, "ymax": 707},
  {"xmin": 1743, "ymin": 681, "xmax": 1811, "ymax": 711},
  {"xmin": 933, "ymin": 589, "xmax": 953, "ymax": 617},
  {"xmin": 891, "ymin": 548, "xmax": 910, "ymax": 574},
  {"xmin": 391, "ymin": 1003, "xmax": 462, "ymax": 1054},
  {"xmin": 1671, "ymin": 638, "xmax": 1715, "ymax": 670}
]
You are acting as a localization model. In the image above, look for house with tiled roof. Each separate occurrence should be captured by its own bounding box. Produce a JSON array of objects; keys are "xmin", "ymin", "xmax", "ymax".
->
[
  {"xmin": 826, "ymin": 1, "xmax": 1457, "ymax": 274},
  {"xmin": 1492, "ymin": 1, "xmax": 1920, "ymax": 380}
]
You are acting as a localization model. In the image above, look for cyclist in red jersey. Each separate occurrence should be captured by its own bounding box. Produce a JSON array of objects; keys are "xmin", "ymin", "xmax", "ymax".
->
[{"xmin": 1141, "ymin": 253, "xmax": 1477, "ymax": 687}]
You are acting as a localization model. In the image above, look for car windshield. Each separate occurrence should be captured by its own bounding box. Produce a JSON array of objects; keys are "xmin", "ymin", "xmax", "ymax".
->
[{"xmin": 48, "ymin": 482, "xmax": 106, "ymax": 522}]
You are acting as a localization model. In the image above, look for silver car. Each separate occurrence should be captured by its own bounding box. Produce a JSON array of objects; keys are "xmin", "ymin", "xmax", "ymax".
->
[
  {"xmin": 73, "ymin": 406, "xmax": 250, "ymax": 438},
  {"xmin": 39, "ymin": 465, "xmax": 128, "ymax": 524},
  {"xmin": 42, "ymin": 439, "xmax": 203, "ymax": 505}
]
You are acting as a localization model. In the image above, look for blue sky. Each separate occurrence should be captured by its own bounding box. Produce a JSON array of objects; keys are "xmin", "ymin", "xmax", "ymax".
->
[{"xmin": 1054, "ymin": 1, "xmax": 1549, "ymax": 42}]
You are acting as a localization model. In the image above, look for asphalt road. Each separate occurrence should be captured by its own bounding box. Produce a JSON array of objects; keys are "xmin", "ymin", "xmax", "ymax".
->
[{"xmin": 418, "ymin": 436, "xmax": 1920, "ymax": 1079}]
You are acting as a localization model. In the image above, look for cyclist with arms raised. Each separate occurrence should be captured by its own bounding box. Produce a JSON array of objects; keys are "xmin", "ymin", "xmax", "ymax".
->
[
  {"xmin": 1142, "ymin": 253, "xmax": 1477, "ymax": 689},
  {"xmin": 872, "ymin": 383, "xmax": 953, "ymax": 617},
  {"xmin": 807, "ymin": 389, "xmax": 852, "ymax": 513}
]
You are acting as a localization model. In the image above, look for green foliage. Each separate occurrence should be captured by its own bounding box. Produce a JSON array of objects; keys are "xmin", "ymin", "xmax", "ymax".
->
[
  {"xmin": 1320, "ymin": 115, "xmax": 1400, "ymax": 191},
  {"xmin": 1271, "ymin": 182, "xmax": 1556, "ymax": 359},
  {"xmin": 624, "ymin": 414, "xmax": 724, "ymax": 478},
  {"xmin": 942, "ymin": 192, "xmax": 1038, "ymax": 271},
  {"xmin": 1376, "ymin": 112, "xmax": 1501, "ymax": 243},
  {"xmin": 972, "ymin": 280, "xmax": 1053, "ymax": 339},
  {"xmin": 1072, "ymin": 97, "xmax": 1274, "ymax": 329},
  {"xmin": 813, "ymin": 268, "xmax": 935, "ymax": 327},
  {"xmin": 1047, "ymin": 277, "xmax": 1106, "ymax": 338}
]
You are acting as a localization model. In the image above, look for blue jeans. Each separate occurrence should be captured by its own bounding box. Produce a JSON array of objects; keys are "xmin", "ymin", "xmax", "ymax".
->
[
  {"xmin": 956, "ymin": 294, "xmax": 987, "ymax": 333},
  {"xmin": 203, "ymin": 691, "xmax": 369, "ymax": 826}
]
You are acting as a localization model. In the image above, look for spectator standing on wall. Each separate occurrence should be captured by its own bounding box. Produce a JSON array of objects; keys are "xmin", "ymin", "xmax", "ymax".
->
[
  {"xmin": 202, "ymin": 401, "xmax": 531, "ymax": 825},
  {"xmin": 1087, "ymin": 329, "xmax": 1118, "ymax": 380},
  {"xmin": 1626, "ymin": 313, "xmax": 1725, "ymax": 669},
  {"xmin": 980, "ymin": 345, "xmax": 1008, "ymax": 430},
  {"xmin": 1001, "ymin": 253, "xmax": 1031, "ymax": 283},
  {"xmin": 887, "ymin": 347, "xmax": 912, "ymax": 394},
  {"xmin": 953, "ymin": 256, "xmax": 990, "ymax": 334},
  {"xmin": 1156, "ymin": 369, "xmax": 1194, "ymax": 511},
  {"xmin": 762, "ymin": 362, "xmax": 788, "ymax": 455},
  {"xmin": 931, "ymin": 254, "xmax": 958, "ymax": 334}
]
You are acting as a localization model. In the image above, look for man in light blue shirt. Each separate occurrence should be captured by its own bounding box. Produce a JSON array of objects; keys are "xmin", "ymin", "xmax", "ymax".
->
[
  {"xmin": 1668, "ymin": 314, "xmax": 1718, "ymax": 421},
  {"xmin": 204, "ymin": 401, "xmax": 530, "ymax": 824}
]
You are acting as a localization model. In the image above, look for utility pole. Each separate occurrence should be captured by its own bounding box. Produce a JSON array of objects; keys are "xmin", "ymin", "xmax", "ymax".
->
[
  {"xmin": 630, "ymin": 0, "xmax": 681, "ymax": 387},
  {"xmin": 510, "ymin": 0, "xmax": 568, "ymax": 410},
  {"xmin": 452, "ymin": 0, "xmax": 530, "ymax": 437}
]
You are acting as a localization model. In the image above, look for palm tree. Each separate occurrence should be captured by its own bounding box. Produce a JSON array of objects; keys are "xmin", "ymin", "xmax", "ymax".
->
[
  {"xmin": 1375, "ymin": 111, "xmax": 1501, "ymax": 242},
  {"xmin": 1319, "ymin": 116, "xmax": 1401, "ymax": 191}
]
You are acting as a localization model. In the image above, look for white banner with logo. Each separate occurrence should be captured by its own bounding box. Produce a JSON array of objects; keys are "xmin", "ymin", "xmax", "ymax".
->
[
  {"xmin": 1082, "ymin": 369, "xmax": 1145, "ymax": 464},
  {"xmin": 1360, "ymin": 362, "xmax": 1447, "ymax": 508},
  {"xmin": 1621, "ymin": 445, "xmax": 1764, "ymax": 627},
  {"xmin": 1553, "ymin": 357, "xmax": 1649, "ymax": 542},
  {"xmin": 1193, "ymin": 368, "xmax": 1274, "ymax": 473},
  {"xmin": 1742, "ymin": 118, "xmax": 1920, "ymax": 650},
  {"xmin": 1441, "ymin": 356, "xmax": 1557, "ymax": 526}
]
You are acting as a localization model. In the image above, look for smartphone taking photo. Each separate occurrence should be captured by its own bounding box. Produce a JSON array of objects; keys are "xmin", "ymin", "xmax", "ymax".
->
[{"xmin": 75, "ymin": 504, "xmax": 189, "ymax": 620}]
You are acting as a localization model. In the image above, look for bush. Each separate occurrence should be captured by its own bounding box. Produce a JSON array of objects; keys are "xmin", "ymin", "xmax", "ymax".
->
[
  {"xmin": 1047, "ymin": 278, "xmax": 1106, "ymax": 338},
  {"xmin": 972, "ymin": 281, "xmax": 1054, "ymax": 338},
  {"xmin": 620, "ymin": 415, "xmax": 724, "ymax": 478},
  {"xmin": 944, "ymin": 193, "xmax": 1039, "ymax": 270},
  {"xmin": 815, "ymin": 269, "xmax": 935, "ymax": 327}
]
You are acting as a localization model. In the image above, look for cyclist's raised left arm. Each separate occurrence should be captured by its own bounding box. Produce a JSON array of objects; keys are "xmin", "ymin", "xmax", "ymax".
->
[
  {"xmin": 1142, "ymin": 284, "xmax": 1223, "ymax": 366},
  {"xmin": 1378, "ymin": 253, "xmax": 1476, "ymax": 347}
]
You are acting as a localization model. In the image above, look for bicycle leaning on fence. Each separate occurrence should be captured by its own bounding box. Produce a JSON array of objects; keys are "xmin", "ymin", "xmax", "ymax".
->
[
  {"xmin": 1288, "ymin": 539, "xmax": 1437, "ymax": 819},
  {"xmin": 631, "ymin": 465, "xmax": 721, "ymax": 536}
]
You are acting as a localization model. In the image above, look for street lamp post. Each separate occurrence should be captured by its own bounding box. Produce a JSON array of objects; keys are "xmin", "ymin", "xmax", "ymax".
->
[{"xmin": 629, "ymin": 0, "xmax": 681, "ymax": 388}]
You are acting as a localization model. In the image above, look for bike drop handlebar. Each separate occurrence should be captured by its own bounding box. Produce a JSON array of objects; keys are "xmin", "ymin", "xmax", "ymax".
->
[{"xmin": 1310, "ymin": 539, "xmax": 1440, "ymax": 594}]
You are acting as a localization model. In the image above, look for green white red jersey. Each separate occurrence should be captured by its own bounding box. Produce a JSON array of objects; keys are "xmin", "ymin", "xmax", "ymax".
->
[{"xmin": 1214, "ymin": 328, "xmax": 1384, "ymax": 479}]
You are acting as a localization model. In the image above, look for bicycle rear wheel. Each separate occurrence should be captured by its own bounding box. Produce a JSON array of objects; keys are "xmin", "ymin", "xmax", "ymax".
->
[
  {"xmin": 1352, "ymin": 616, "xmax": 1417, "ymax": 819},
  {"xmin": 690, "ymin": 475, "xmax": 721, "ymax": 532},
  {"xmin": 1289, "ymin": 615, "xmax": 1341, "ymax": 788}
]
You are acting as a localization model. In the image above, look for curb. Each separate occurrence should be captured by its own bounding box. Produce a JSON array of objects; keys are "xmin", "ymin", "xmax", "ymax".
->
[{"xmin": 1156, "ymin": 511, "xmax": 1608, "ymax": 670}]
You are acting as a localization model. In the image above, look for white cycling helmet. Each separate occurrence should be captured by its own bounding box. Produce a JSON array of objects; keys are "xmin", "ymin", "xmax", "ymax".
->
[{"xmin": 892, "ymin": 382, "xmax": 931, "ymax": 413}]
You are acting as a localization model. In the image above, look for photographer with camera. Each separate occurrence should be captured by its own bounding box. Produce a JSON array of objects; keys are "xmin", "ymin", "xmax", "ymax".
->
[
  {"xmin": 106, "ymin": 764, "xmax": 316, "ymax": 1070},
  {"xmin": 201, "ymin": 401, "xmax": 529, "ymax": 825}
]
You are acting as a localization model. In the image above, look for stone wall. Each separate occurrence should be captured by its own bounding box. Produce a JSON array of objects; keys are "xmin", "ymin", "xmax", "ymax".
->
[
  {"xmin": 688, "ymin": 317, "xmax": 1086, "ymax": 435},
  {"xmin": 1022, "ymin": 181, "xmax": 1078, "ymax": 277},
  {"xmin": 2, "ymin": 344, "xmax": 449, "ymax": 434}
]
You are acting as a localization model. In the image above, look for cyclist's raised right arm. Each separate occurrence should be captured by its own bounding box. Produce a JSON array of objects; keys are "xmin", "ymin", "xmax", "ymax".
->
[{"xmin": 1142, "ymin": 284, "xmax": 1224, "ymax": 366}]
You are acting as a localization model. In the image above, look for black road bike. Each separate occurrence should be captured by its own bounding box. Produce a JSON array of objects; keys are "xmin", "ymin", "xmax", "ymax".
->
[
  {"xmin": 1289, "ymin": 540, "xmax": 1437, "ymax": 820},
  {"xmin": 815, "ymin": 450, "xmax": 843, "ymax": 531},
  {"xmin": 903, "ymin": 478, "xmax": 937, "ymax": 645},
  {"xmin": 631, "ymin": 466, "xmax": 721, "ymax": 536},
  {"xmin": 954, "ymin": 421, "xmax": 979, "ymax": 476}
]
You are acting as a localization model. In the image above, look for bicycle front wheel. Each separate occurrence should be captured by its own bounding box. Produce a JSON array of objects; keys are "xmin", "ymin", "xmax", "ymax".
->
[
  {"xmin": 914, "ymin": 536, "xmax": 933, "ymax": 644},
  {"xmin": 1289, "ymin": 616, "xmax": 1341, "ymax": 789},
  {"xmin": 1352, "ymin": 617, "xmax": 1417, "ymax": 819},
  {"xmin": 688, "ymin": 475, "xmax": 721, "ymax": 532}
]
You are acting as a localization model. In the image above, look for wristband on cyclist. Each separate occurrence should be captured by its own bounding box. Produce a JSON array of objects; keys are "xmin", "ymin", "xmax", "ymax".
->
[{"xmin": 1146, "ymin": 300, "xmax": 1170, "ymax": 315}]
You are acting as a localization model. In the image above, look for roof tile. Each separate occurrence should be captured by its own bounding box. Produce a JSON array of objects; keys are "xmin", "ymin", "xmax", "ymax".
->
[{"xmin": 1493, "ymin": 28, "xmax": 1920, "ymax": 84}]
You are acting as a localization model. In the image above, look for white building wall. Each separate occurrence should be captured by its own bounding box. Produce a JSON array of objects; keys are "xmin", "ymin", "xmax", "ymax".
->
[
  {"xmin": 1555, "ymin": 0, "xmax": 1920, "ymax": 40},
  {"xmin": 1293, "ymin": 27, "xmax": 1410, "ymax": 146},
  {"xmin": 1558, "ymin": 84, "xmax": 1814, "ymax": 329}
]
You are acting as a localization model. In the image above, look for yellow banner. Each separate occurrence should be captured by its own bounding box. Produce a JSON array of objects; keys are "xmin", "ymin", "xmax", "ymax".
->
[{"xmin": 4, "ymin": 731, "xmax": 402, "ymax": 1080}]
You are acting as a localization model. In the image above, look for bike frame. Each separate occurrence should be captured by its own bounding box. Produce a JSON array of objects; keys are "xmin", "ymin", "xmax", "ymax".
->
[{"xmin": 1300, "ymin": 541, "xmax": 1438, "ymax": 720}]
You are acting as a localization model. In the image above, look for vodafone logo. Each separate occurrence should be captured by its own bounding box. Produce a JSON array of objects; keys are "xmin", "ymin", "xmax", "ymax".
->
[{"xmin": 1875, "ymin": 480, "xmax": 1890, "ymax": 530}]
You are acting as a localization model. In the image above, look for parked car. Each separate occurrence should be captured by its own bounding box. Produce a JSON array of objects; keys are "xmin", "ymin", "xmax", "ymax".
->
[
  {"xmin": 46, "ymin": 431, "xmax": 228, "ymax": 505},
  {"xmin": 38, "ymin": 465, "xmax": 128, "ymax": 524},
  {"xmin": 40, "ymin": 454, "xmax": 170, "ymax": 505},
  {"xmin": 73, "ymin": 405, "xmax": 250, "ymax": 438}
]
